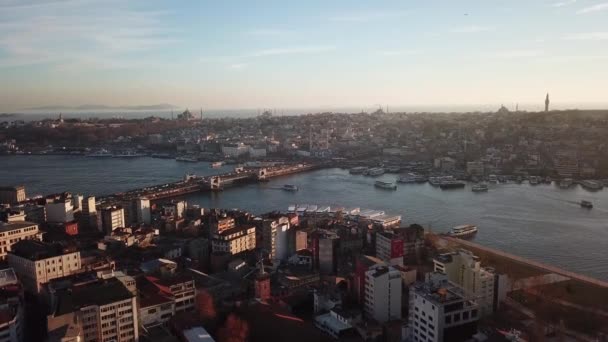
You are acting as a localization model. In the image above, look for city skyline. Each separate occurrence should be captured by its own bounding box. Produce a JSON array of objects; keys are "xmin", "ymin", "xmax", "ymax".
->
[{"xmin": 1, "ymin": 0, "xmax": 608, "ymax": 112}]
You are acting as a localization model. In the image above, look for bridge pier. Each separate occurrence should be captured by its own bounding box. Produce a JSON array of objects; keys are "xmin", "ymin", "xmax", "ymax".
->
[{"xmin": 210, "ymin": 176, "xmax": 222, "ymax": 190}]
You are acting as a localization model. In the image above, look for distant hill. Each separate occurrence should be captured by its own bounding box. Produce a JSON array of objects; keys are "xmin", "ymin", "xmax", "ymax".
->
[{"xmin": 23, "ymin": 104, "xmax": 179, "ymax": 111}]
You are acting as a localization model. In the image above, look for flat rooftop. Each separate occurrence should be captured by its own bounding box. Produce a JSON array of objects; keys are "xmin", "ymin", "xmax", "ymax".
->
[
  {"xmin": 55, "ymin": 277, "xmax": 133, "ymax": 315},
  {"xmin": 0, "ymin": 221, "xmax": 37, "ymax": 233},
  {"xmin": 9, "ymin": 240, "xmax": 72, "ymax": 261}
]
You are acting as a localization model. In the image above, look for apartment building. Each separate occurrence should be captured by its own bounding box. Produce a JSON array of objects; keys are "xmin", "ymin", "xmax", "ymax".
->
[
  {"xmin": 364, "ymin": 264, "xmax": 402, "ymax": 323},
  {"xmin": 211, "ymin": 226, "xmax": 256, "ymax": 255},
  {"xmin": 0, "ymin": 222, "xmax": 43, "ymax": 261}
]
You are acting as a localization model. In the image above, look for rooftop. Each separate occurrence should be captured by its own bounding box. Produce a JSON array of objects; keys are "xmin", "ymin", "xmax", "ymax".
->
[
  {"xmin": 0, "ymin": 221, "xmax": 37, "ymax": 233},
  {"xmin": 9, "ymin": 240, "xmax": 74, "ymax": 261},
  {"xmin": 55, "ymin": 277, "xmax": 133, "ymax": 315}
]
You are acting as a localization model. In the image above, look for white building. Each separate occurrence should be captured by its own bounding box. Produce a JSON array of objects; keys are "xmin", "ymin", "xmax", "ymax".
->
[
  {"xmin": 211, "ymin": 226, "xmax": 256, "ymax": 255},
  {"xmin": 0, "ymin": 222, "xmax": 43, "ymax": 261},
  {"xmin": 100, "ymin": 206, "xmax": 125, "ymax": 234},
  {"xmin": 45, "ymin": 200, "xmax": 74, "ymax": 224},
  {"xmin": 262, "ymin": 217, "xmax": 290, "ymax": 261},
  {"xmin": 249, "ymin": 146, "xmax": 267, "ymax": 158},
  {"xmin": 135, "ymin": 198, "xmax": 151, "ymax": 225},
  {"xmin": 364, "ymin": 264, "xmax": 402, "ymax": 323},
  {"xmin": 8, "ymin": 240, "xmax": 81, "ymax": 293},
  {"xmin": 433, "ymin": 249, "xmax": 501, "ymax": 316},
  {"xmin": 407, "ymin": 273, "xmax": 479, "ymax": 342},
  {"xmin": 314, "ymin": 309, "xmax": 359, "ymax": 339}
]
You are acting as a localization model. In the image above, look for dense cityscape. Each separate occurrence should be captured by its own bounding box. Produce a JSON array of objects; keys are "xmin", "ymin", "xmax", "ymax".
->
[{"xmin": 0, "ymin": 104, "xmax": 607, "ymax": 342}]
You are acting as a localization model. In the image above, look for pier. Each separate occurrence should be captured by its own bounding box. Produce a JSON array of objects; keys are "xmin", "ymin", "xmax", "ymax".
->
[{"xmin": 99, "ymin": 163, "xmax": 320, "ymax": 204}]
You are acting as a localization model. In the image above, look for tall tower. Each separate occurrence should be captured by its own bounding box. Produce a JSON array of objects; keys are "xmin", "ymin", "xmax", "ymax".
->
[{"xmin": 545, "ymin": 93, "xmax": 550, "ymax": 112}]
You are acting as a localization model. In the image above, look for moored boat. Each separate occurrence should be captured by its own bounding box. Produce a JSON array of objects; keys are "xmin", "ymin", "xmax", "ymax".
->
[
  {"xmin": 374, "ymin": 181, "xmax": 397, "ymax": 190},
  {"xmin": 449, "ymin": 224, "xmax": 478, "ymax": 238},
  {"xmin": 282, "ymin": 184, "xmax": 299, "ymax": 191},
  {"xmin": 472, "ymin": 184, "xmax": 488, "ymax": 192},
  {"xmin": 349, "ymin": 166, "xmax": 368, "ymax": 174},
  {"xmin": 580, "ymin": 200, "xmax": 593, "ymax": 209},
  {"xmin": 176, "ymin": 155, "xmax": 198, "ymax": 162}
]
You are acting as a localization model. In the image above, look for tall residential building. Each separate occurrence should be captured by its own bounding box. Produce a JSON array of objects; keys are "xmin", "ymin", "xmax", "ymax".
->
[
  {"xmin": 8, "ymin": 240, "xmax": 82, "ymax": 293},
  {"xmin": 0, "ymin": 222, "xmax": 43, "ymax": 261},
  {"xmin": 211, "ymin": 226, "xmax": 256, "ymax": 255},
  {"xmin": 364, "ymin": 264, "xmax": 402, "ymax": 323},
  {"xmin": 433, "ymin": 249, "xmax": 502, "ymax": 316},
  {"xmin": 45, "ymin": 199, "xmax": 74, "ymax": 224},
  {"xmin": 135, "ymin": 198, "xmax": 151, "ymax": 225},
  {"xmin": 407, "ymin": 273, "xmax": 479, "ymax": 342},
  {"xmin": 80, "ymin": 196, "xmax": 97, "ymax": 231},
  {"xmin": 262, "ymin": 217, "xmax": 290, "ymax": 261},
  {"xmin": 318, "ymin": 232, "xmax": 339, "ymax": 275},
  {"xmin": 0, "ymin": 187, "xmax": 26, "ymax": 205},
  {"xmin": 375, "ymin": 231, "xmax": 404, "ymax": 265},
  {"xmin": 47, "ymin": 277, "xmax": 139, "ymax": 342},
  {"xmin": 0, "ymin": 268, "xmax": 24, "ymax": 342},
  {"xmin": 99, "ymin": 206, "xmax": 125, "ymax": 234}
]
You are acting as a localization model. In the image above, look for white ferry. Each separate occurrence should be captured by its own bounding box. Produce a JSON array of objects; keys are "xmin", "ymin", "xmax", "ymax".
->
[
  {"xmin": 449, "ymin": 224, "xmax": 478, "ymax": 238},
  {"xmin": 472, "ymin": 184, "xmax": 488, "ymax": 192},
  {"xmin": 374, "ymin": 181, "xmax": 397, "ymax": 190},
  {"xmin": 282, "ymin": 184, "xmax": 299, "ymax": 192},
  {"xmin": 210, "ymin": 161, "xmax": 224, "ymax": 168},
  {"xmin": 113, "ymin": 150, "xmax": 145, "ymax": 158},
  {"xmin": 86, "ymin": 149, "xmax": 113, "ymax": 158}
]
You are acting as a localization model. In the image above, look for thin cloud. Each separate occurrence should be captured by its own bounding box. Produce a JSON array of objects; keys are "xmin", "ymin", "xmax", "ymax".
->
[
  {"xmin": 551, "ymin": 0, "xmax": 577, "ymax": 7},
  {"xmin": 492, "ymin": 50, "xmax": 543, "ymax": 59},
  {"xmin": 378, "ymin": 49, "xmax": 422, "ymax": 56},
  {"xmin": 450, "ymin": 25, "xmax": 494, "ymax": 33},
  {"xmin": 577, "ymin": 2, "xmax": 608, "ymax": 13},
  {"xmin": 229, "ymin": 63, "xmax": 248, "ymax": 70},
  {"xmin": 249, "ymin": 45, "xmax": 336, "ymax": 57},
  {"xmin": 246, "ymin": 29, "xmax": 292, "ymax": 36},
  {"xmin": 329, "ymin": 10, "xmax": 408, "ymax": 22},
  {"xmin": 564, "ymin": 32, "xmax": 608, "ymax": 40}
]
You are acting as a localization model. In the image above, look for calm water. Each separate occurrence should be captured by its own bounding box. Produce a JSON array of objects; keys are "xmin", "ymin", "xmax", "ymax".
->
[{"xmin": 2, "ymin": 155, "xmax": 608, "ymax": 281}]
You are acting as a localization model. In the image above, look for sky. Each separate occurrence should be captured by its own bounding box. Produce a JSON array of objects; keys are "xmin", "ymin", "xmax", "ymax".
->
[{"xmin": 1, "ymin": 0, "xmax": 608, "ymax": 112}]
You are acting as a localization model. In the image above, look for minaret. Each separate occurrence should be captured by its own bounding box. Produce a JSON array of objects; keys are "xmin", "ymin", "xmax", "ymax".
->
[
  {"xmin": 254, "ymin": 256, "xmax": 271, "ymax": 301},
  {"xmin": 545, "ymin": 93, "xmax": 550, "ymax": 112}
]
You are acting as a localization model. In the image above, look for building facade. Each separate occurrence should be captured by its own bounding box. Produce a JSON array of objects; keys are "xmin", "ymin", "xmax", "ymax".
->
[
  {"xmin": 0, "ymin": 187, "xmax": 26, "ymax": 205},
  {"xmin": 0, "ymin": 222, "xmax": 43, "ymax": 261},
  {"xmin": 364, "ymin": 265, "xmax": 402, "ymax": 323},
  {"xmin": 211, "ymin": 226, "xmax": 256, "ymax": 255}
]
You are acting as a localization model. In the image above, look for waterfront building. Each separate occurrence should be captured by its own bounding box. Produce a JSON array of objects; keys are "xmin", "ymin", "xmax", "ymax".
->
[
  {"xmin": 47, "ymin": 277, "xmax": 138, "ymax": 342},
  {"xmin": 0, "ymin": 221, "xmax": 43, "ymax": 261},
  {"xmin": 0, "ymin": 268, "xmax": 24, "ymax": 342},
  {"xmin": 221, "ymin": 143, "xmax": 250, "ymax": 157},
  {"xmin": 211, "ymin": 225, "xmax": 256, "ymax": 255},
  {"xmin": 364, "ymin": 264, "xmax": 402, "ymax": 323},
  {"xmin": 407, "ymin": 273, "xmax": 479, "ymax": 342},
  {"xmin": 0, "ymin": 186, "xmax": 26, "ymax": 205},
  {"xmin": 7, "ymin": 240, "xmax": 82, "ymax": 293},
  {"xmin": 99, "ymin": 206, "xmax": 125, "ymax": 234},
  {"xmin": 135, "ymin": 198, "xmax": 151, "ymax": 225}
]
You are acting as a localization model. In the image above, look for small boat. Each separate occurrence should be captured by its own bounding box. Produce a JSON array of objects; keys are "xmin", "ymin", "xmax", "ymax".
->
[
  {"xmin": 472, "ymin": 184, "xmax": 488, "ymax": 192},
  {"xmin": 488, "ymin": 175, "xmax": 499, "ymax": 184},
  {"xmin": 86, "ymin": 149, "xmax": 113, "ymax": 158},
  {"xmin": 287, "ymin": 205, "xmax": 296, "ymax": 213},
  {"xmin": 516, "ymin": 176, "xmax": 523, "ymax": 184},
  {"xmin": 176, "ymin": 156, "xmax": 198, "ymax": 162},
  {"xmin": 529, "ymin": 176, "xmax": 540, "ymax": 185},
  {"xmin": 580, "ymin": 200, "xmax": 593, "ymax": 209},
  {"xmin": 559, "ymin": 178, "xmax": 573, "ymax": 189},
  {"xmin": 449, "ymin": 224, "xmax": 478, "ymax": 238},
  {"xmin": 386, "ymin": 166, "xmax": 401, "ymax": 173},
  {"xmin": 580, "ymin": 180, "xmax": 603, "ymax": 191},
  {"xmin": 365, "ymin": 167, "xmax": 385, "ymax": 177},
  {"xmin": 349, "ymin": 166, "xmax": 367, "ymax": 175},
  {"xmin": 282, "ymin": 184, "xmax": 299, "ymax": 192},
  {"xmin": 374, "ymin": 181, "xmax": 397, "ymax": 190},
  {"xmin": 113, "ymin": 150, "xmax": 145, "ymax": 158},
  {"xmin": 210, "ymin": 161, "xmax": 224, "ymax": 168}
]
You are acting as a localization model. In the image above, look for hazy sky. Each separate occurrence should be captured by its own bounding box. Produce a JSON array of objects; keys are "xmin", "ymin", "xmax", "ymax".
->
[{"xmin": 1, "ymin": 0, "xmax": 607, "ymax": 112}]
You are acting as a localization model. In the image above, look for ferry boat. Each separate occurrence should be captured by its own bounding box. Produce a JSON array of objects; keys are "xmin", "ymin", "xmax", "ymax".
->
[
  {"xmin": 397, "ymin": 173, "xmax": 427, "ymax": 183},
  {"xmin": 580, "ymin": 180, "xmax": 603, "ymax": 191},
  {"xmin": 580, "ymin": 200, "xmax": 593, "ymax": 209},
  {"xmin": 210, "ymin": 161, "xmax": 224, "ymax": 168},
  {"xmin": 471, "ymin": 184, "xmax": 488, "ymax": 192},
  {"xmin": 176, "ymin": 156, "xmax": 198, "ymax": 162},
  {"xmin": 86, "ymin": 149, "xmax": 113, "ymax": 158},
  {"xmin": 449, "ymin": 224, "xmax": 478, "ymax": 238},
  {"xmin": 374, "ymin": 181, "xmax": 397, "ymax": 190},
  {"xmin": 349, "ymin": 166, "xmax": 367, "ymax": 175},
  {"xmin": 559, "ymin": 178, "xmax": 573, "ymax": 189},
  {"xmin": 113, "ymin": 150, "xmax": 145, "ymax": 158},
  {"xmin": 282, "ymin": 184, "xmax": 299, "ymax": 192},
  {"xmin": 439, "ymin": 180, "xmax": 466, "ymax": 189},
  {"xmin": 529, "ymin": 176, "xmax": 540, "ymax": 185},
  {"xmin": 365, "ymin": 168, "xmax": 385, "ymax": 177}
]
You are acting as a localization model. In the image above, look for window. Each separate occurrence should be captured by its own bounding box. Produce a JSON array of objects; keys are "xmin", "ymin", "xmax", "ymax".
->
[
  {"xmin": 445, "ymin": 315, "xmax": 451, "ymax": 324},
  {"xmin": 454, "ymin": 313, "xmax": 461, "ymax": 322},
  {"xmin": 472, "ymin": 309, "xmax": 478, "ymax": 317},
  {"xmin": 463, "ymin": 311, "xmax": 469, "ymax": 320}
]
